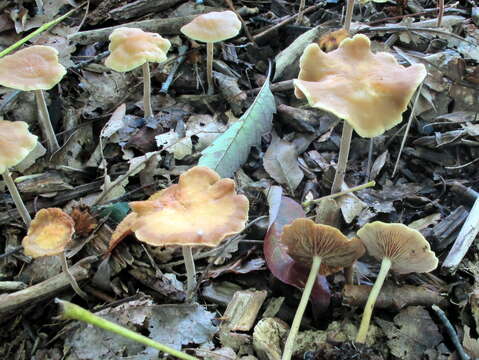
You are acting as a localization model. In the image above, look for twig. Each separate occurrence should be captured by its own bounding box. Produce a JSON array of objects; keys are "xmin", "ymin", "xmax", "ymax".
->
[
  {"xmin": 392, "ymin": 82, "xmax": 423, "ymax": 177},
  {"xmin": 442, "ymin": 195, "xmax": 479, "ymax": 272},
  {"xmin": 302, "ymin": 181, "xmax": 375, "ymax": 208},
  {"xmin": 431, "ymin": 305, "xmax": 470, "ymax": 360},
  {"xmin": 160, "ymin": 45, "xmax": 188, "ymax": 94},
  {"xmin": 253, "ymin": 4, "xmax": 322, "ymax": 43},
  {"xmin": 0, "ymin": 245, "xmax": 24, "ymax": 260}
]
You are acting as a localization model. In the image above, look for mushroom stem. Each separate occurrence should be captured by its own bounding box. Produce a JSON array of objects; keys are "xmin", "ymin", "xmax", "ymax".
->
[
  {"xmin": 296, "ymin": 0, "xmax": 306, "ymax": 24},
  {"xmin": 282, "ymin": 255, "xmax": 322, "ymax": 360},
  {"xmin": 331, "ymin": 122, "xmax": 353, "ymax": 194},
  {"xmin": 2, "ymin": 169, "xmax": 31, "ymax": 226},
  {"xmin": 182, "ymin": 246, "xmax": 197, "ymax": 301},
  {"xmin": 355, "ymin": 257, "xmax": 392, "ymax": 343},
  {"xmin": 60, "ymin": 252, "xmax": 88, "ymax": 300},
  {"xmin": 344, "ymin": 263, "xmax": 354, "ymax": 285},
  {"xmin": 206, "ymin": 42, "xmax": 214, "ymax": 95},
  {"xmin": 343, "ymin": 0, "xmax": 355, "ymax": 32},
  {"xmin": 437, "ymin": 0, "xmax": 444, "ymax": 27},
  {"xmin": 142, "ymin": 62, "xmax": 153, "ymax": 118},
  {"xmin": 34, "ymin": 89, "xmax": 60, "ymax": 153}
]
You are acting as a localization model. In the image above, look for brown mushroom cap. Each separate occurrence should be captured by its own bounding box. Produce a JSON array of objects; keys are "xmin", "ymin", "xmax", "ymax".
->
[
  {"xmin": 0, "ymin": 120, "xmax": 38, "ymax": 173},
  {"xmin": 128, "ymin": 166, "xmax": 249, "ymax": 247},
  {"xmin": 0, "ymin": 45, "xmax": 66, "ymax": 91},
  {"xmin": 180, "ymin": 11, "xmax": 242, "ymax": 43},
  {"xmin": 281, "ymin": 218, "xmax": 365, "ymax": 275},
  {"xmin": 105, "ymin": 27, "xmax": 171, "ymax": 72},
  {"xmin": 22, "ymin": 208, "xmax": 75, "ymax": 258},
  {"xmin": 357, "ymin": 221, "xmax": 438, "ymax": 274},
  {"xmin": 294, "ymin": 34, "xmax": 427, "ymax": 138}
]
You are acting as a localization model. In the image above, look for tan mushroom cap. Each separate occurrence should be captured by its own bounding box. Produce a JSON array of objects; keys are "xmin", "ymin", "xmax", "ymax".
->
[
  {"xmin": 294, "ymin": 34, "xmax": 427, "ymax": 138},
  {"xmin": 0, "ymin": 45, "xmax": 66, "ymax": 91},
  {"xmin": 22, "ymin": 208, "xmax": 75, "ymax": 258},
  {"xmin": 357, "ymin": 221, "xmax": 438, "ymax": 274},
  {"xmin": 281, "ymin": 218, "xmax": 365, "ymax": 275},
  {"xmin": 0, "ymin": 120, "xmax": 38, "ymax": 173},
  {"xmin": 128, "ymin": 166, "xmax": 249, "ymax": 247},
  {"xmin": 180, "ymin": 11, "xmax": 241, "ymax": 43},
  {"xmin": 105, "ymin": 27, "xmax": 171, "ymax": 72}
]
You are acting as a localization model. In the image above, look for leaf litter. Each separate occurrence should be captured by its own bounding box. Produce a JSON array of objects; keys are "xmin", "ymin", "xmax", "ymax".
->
[{"xmin": 0, "ymin": 0, "xmax": 478, "ymax": 359}]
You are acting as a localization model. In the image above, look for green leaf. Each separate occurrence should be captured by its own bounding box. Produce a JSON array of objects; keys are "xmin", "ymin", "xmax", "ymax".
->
[{"xmin": 198, "ymin": 69, "xmax": 276, "ymax": 177}]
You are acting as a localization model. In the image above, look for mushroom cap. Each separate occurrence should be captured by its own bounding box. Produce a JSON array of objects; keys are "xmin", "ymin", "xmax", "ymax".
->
[
  {"xmin": 22, "ymin": 208, "xmax": 75, "ymax": 258},
  {"xmin": 0, "ymin": 45, "xmax": 66, "ymax": 91},
  {"xmin": 357, "ymin": 221, "xmax": 438, "ymax": 274},
  {"xmin": 0, "ymin": 120, "xmax": 38, "ymax": 173},
  {"xmin": 281, "ymin": 218, "xmax": 365, "ymax": 275},
  {"xmin": 294, "ymin": 34, "xmax": 427, "ymax": 138},
  {"xmin": 180, "ymin": 11, "xmax": 241, "ymax": 43},
  {"xmin": 128, "ymin": 166, "xmax": 249, "ymax": 247},
  {"xmin": 105, "ymin": 27, "xmax": 171, "ymax": 72}
]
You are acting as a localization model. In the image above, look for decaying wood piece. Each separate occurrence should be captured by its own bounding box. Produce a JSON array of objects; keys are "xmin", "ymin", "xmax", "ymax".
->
[
  {"xmin": 442, "ymin": 195, "xmax": 479, "ymax": 271},
  {"xmin": 0, "ymin": 259, "xmax": 92, "ymax": 319},
  {"xmin": 342, "ymin": 283, "xmax": 447, "ymax": 311},
  {"xmin": 253, "ymin": 317, "xmax": 289, "ymax": 360},
  {"xmin": 432, "ymin": 206, "xmax": 468, "ymax": 251},
  {"xmin": 110, "ymin": 0, "xmax": 184, "ymax": 21},
  {"xmin": 451, "ymin": 181, "xmax": 479, "ymax": 205},
  {"xmin": 221, "ymin": 289, "xmax": 268, "ymax": 332},
  {"xmin": 69, "ymin": 16, "xmax": 198, "ymax": 44}
]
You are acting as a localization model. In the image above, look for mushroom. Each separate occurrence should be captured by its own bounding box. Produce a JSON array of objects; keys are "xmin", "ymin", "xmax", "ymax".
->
[
  {"xmin": 354, "ymin": 221, "xmax": 438, "ymax": 343},
  {"xmin": 294, "ymin": 34, "xmax": 426, "ymax": 194},
  {"xmin": 280, "ymin": 218, "xmax": 365, "ymax": 360},
  {"xmin": 180, "ymin": 11, "xmax": 241, "ymax": 95},
  {"xmin": 111, "ymin": 166, "xmax": 249, "ymax": 300},
  {"xmin": 22, "ymin": 208, "xmax": 88, "ymax": 299},
  {"xmin": 0, "ymin": 45, "xmax": 66, "ymax": 153},
  {"xmin": 105, "ymin": 27, "xmax": 171, "ymax": 118},
  {"xmin": 0, "ymin": 120, "xmax": 38, "ymax": 226}
]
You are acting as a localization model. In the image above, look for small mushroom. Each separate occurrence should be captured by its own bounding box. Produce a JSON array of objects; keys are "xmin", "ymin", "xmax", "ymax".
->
[
  {"xmin": 105, "ymin": 27, "xmax": 171, "ymax": 118},
  {"xmin": 0, "ymin": 120, "xmax": 38, "ymax": 226},
  {"xmin": 22, "ymin": 208, "xmax": 88, "ymax": 299},
  {"xmin": 294, "ymin": 34, "xmax": 426, "ymax": 193},
  {"xmin": 180, "ymin": 11, "xmax": 241, "ymax": 95},
  {"xmin": 354, "ymin": 221, "xmax": 438, "ymax": 343},
  {"xmin": 111, "ymin": 166, "xmax": 249, "ymax": 300},
  {"xmin": 280, "ymin": 218, "xmax": 365, "ymax": 360},
  {"xmin": 0, "ymin": 46, "xmax": 66, "ymax": 153}
]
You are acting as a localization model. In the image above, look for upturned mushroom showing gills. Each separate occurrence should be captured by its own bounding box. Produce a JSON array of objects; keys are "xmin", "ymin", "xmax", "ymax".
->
[
  {"xmin": 105, "ymin": 27, "xmax": 171, "ymax": 118},
  {"xmin": 0, "ymin": 45, "xmax": 66, "ymax": 153},
  {"xmin": 294, "ymin": 34, "xmax": 427, "ymax": 194},
  {"xmin": 0, "ymin": 120, "xmax": 38, "ymax": 226},
  {"xmin": 354, "ymin": 221, "xmax": 438, "ymax": 343},
  {"xmin": 22, "ymin": 208, "xmax": 88, "ymax": 299},
  {"xmin": 180, "ymin": 11, "xmax": 241, "ymax": 95},
  {"xmin": 111, "ymin": 166, "xmax": 249, "ymax": 300},
  {"xmin": 280, "ymin": 218, "xmax": 365, "ymax": 360}
]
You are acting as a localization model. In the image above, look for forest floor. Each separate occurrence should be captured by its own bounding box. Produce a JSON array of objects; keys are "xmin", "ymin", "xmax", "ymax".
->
[{"xmin": 0, "ymin": 0, "xmax": 478, "ymax": 359}]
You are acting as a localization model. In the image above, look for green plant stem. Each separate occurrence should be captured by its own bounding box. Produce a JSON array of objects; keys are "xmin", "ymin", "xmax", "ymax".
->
[
  {"xmin": 331, "ymin": 122, "xmax": 353, "ymax": 194},
  {"xmin": 355, "ymin": 257, "xmax": 392, "ymax": 343},
  {"xmin": 206, "ymin": 42, "xmax": 214, "ymax": 95},
  {"xmin": 2, "ymin": 170, "xmax": 31, "ymax": 226},
  {"xmin": 56, "ymin": 299, "xmax": 199, "ymax": 360},
  {"xmin": 344, "ymin": 0, "xmax": 355, "ymax": 32},
  {"xmin": 302, "ymin": 180, "xmax": 375, "ymax": 208},
  {"xmin": 182, "ymin": 246, "xmax": 197, "ymax": 302},
  {"xmin": 0, "ymin": 5, "xmax": 84, "ymax": 58},
  {"xmin": 59, "ymin": 252, "xmax": 88, "ymax": 300},
  {"xmin": 34, "ymin": 89, "xmax": 60, "ymax": 153},
  {"xmin": 142, "ymin": 62, "xmax": 153, "ymax": 118},
  {"xmin": 296, "ymin": 0, "xmax": 306, "ymax": 24},
  {"xmin": 282, "ymin": 256, "xmax": 322, "ymax": 360}
]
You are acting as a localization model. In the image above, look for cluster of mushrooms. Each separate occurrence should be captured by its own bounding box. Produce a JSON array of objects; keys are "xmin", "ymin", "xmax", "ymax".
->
[{"xmin": 0, "ymin": 6, "xmax": 442, "ymax": 359}]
